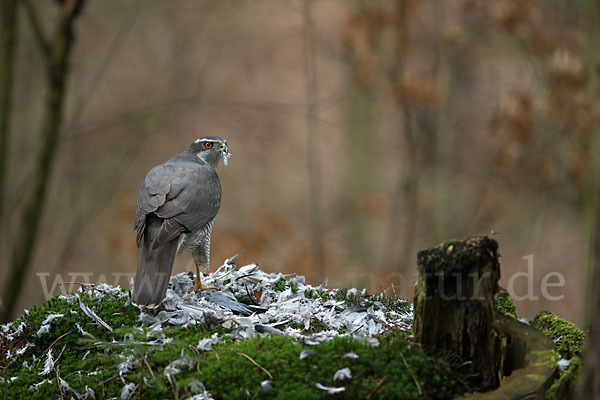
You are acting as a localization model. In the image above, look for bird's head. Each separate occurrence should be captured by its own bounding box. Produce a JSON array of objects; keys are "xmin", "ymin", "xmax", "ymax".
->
[{"xmin": 189, "ymin": 136, "xmax": 230, "ymax": 168}]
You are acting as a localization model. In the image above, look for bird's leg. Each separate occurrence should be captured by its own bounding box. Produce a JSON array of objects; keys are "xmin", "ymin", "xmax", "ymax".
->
[{"xmin": 192, "ymin": 248, "xmax": 218, "ymax": 291}]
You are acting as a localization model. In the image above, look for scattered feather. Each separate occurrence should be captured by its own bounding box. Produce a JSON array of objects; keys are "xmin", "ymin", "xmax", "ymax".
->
[
  {"xmin": 42, "ymin": 313, "xmax": 64, "ymax": 325},
  {"xmin": 333, "ymin": 367, "xmax": 352, "ymax": 382},
  {"xmin": 299, "ymin": 349, "xmax": 315, "ymax": 360},
  {"xmin": 15, "ymin": 342, "xmax": 34, "ymax": 356},
  {"xmin": 164, "ymin": 358, "xmax": 194, "ymax": 378},
  {"xmin": 557, "ymin": 358, "xmax": 571, "ymax": 370},
  {"xmin": 38, "ymin": 349, "xmax": 54, "ymax": 376},
  {"xmin": 342, "ymin": 352, "xmax": 359, "ymax": 359},
  {"xmin": 187, "ymin": 379, "xmax": 206, "ymax": 394},
  {"xmin": 188, "ymin": 393, "xmax": 214, "ymax": 400},
  {"xmin": 116, "ymin": 354, "xmax": 135, "ymax": 377},
  {"xmin": 261, "ymin": 380, "xmax": 273, "ymax": 393},
  {"xmin": 255, "ymin": 324, "xmax": 283, "ymax": 336},
  {"xmin": 6, "ymin": 322, "xmax": 26, "ymax": 341},
  {"xmin": 84, "ymin": 386, "xmax": 96, "ymax": 399},
  {"xmin": 197, "ymin": 333, "xmax": 222, "ymax": 351},
  {"xmin": 316, "ymin": 383, "xmax": 345, "ymax": 394},
  {"xmin": 28, "ymin": 378, "xmax": 51, "ymax": 391},
  {"xmin": 238, "ymin": 264, "xmax": 259, "ymax": 274},
  {"xmin": 59, "ymin": 378, "xmax": 83, "ymax": 399},
  {"xmin": 36, "ymin": 324, "xmax": 50, "ymax": 338},
  {"xmin": 75, "ymin": 322, "xmax": 91, "ymax": 336},
  {"xmin": 55, "ymin": 344, "xmax": 67, "ymax": 363},
  {"xmin": 120, "ymin": 383, "xmax": 136, "ymax": 400},
  {"xmin": 79, "ymin": 300, "xmax": 113, "ymax": 331}
]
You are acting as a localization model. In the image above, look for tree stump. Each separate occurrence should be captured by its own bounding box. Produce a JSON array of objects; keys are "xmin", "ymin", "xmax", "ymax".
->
[{"xmin": 413, "ymin": 236, "xmax": 501, "ymax": 391}]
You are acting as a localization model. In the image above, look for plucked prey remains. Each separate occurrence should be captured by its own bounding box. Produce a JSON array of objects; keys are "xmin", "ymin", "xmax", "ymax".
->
[{"xmin": 132, "ymin": 136, "xmax": 230, "ymax": 308}]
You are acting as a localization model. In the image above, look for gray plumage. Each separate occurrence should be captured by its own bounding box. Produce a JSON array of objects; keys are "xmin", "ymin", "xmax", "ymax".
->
[{"xmin": 132, "ymin": 136, "xmax": 229, "ymax": 308}]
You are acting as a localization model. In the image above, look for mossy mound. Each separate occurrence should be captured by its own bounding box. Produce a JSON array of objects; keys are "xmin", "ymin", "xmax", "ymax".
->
[
  {"xmin": 545, "ymin": 355, "xmax": 582, "ymax": 400},
  {"xmin": 492, "ymin": 292, "xmax": 584, "ymax": 399},
  {"xmin": 531, "ymin": 311, "xmax": 585, "ymax": 357},
  {"xmin": 528, "ymin": 311, "xmax": 585, "ymax": 400},
  {"xmin": 495, "ymin": 288, "xmax": 517, "ymax": 319},
  {"xmin": 1, "ymin": 286, "xmax": 464, "ymax": 399}
]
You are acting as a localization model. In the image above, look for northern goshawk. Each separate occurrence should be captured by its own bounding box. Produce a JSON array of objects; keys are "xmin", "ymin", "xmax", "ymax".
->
[{"xmin": 132, "ymin": 136, "xmax": 230, "ymax": 308}]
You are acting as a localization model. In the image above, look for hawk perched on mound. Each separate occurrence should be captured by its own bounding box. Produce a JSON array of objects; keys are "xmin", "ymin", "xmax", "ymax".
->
[{"xmin": 132, "ymin": 136, "xmax": 230, "ymax": 308}]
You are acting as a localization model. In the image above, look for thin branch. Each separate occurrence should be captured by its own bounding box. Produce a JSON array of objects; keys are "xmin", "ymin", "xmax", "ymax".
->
[
  {"xmin": 366, "ymin": 377, "xmax": 386, "ymax": 399},
  {"xmin": 55, "ymin": 367, "xmax": 66, "ymax": 398},
  {"xmin": 21, "ymin": 0, "xmax": 51, "ymax": 59},
  {"xmin": 399, "ymin": 351, "xmax": 423, "ymax": 395},
  {"xmin": 235, "ymin": 351, "xmax": 273, "ymax": 380},
  {"xmin": 96, "ymin": 375, "xmax": 116, "ymax": 387}
]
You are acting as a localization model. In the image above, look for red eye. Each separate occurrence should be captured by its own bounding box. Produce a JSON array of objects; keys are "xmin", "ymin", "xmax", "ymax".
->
[{"xmin": 205, "ymin": 142, "xmax": 213, "ymax": 149}]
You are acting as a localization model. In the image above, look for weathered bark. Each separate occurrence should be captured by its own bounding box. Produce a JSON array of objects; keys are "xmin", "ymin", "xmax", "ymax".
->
[
  {"xmin": 413, "ymin": 236, "xmax": 501, "ymax": 391},
  {"xmin": 0, "ymin": 0, "xmax": 86, "ymax": 323},
  {"xmin": 460, "ymin": 314, "xmax": 557, "ymax": 400},
  {"xmin": 0, "ymin": 0, "xmax": 18, "ymax": 228}
]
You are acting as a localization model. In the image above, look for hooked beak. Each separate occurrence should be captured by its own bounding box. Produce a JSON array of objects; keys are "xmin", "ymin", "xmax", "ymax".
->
[{"xmin": 220, "ymin": 142, "xmax": 231, "ymax": 166}]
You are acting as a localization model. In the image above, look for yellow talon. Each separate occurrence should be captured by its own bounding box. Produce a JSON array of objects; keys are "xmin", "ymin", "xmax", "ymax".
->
[{"xmin": 194, "ymin": 266, "xmax": 219, "ymax": 291}]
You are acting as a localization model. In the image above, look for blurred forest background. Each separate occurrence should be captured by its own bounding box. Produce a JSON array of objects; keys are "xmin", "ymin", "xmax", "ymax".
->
[{"xmin": 1, "ymin": 0, "xmax": 599, "ymax": 326}]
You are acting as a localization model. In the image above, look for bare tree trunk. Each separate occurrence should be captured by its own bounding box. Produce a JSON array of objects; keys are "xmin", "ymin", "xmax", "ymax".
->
[
  {"xmin": 302, "ymin": 0, "xmax": 325, "ymax": 273},
  {"xmin": 384, "ymin": 0, "xmax": 418, "ymax": 273},
  {"xmin": 0, "ymin": 0, "xmax": 86, "ymax": 323},
  {"xmin": 578, "ymin": 172, "xmax": 600, "ymax": 398},
  {"xmin": 345, "ymin": 84, "xmax": 377, "ymax": 264},
  {"xmin": 0, "ymin": 0, "xmax": 18, "ymax": 242}
]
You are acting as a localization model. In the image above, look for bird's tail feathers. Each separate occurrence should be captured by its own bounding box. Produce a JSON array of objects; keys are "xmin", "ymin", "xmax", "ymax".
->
[{"xmin": 132, "ymin": 238, "xmax": 178, "ymax": 308}]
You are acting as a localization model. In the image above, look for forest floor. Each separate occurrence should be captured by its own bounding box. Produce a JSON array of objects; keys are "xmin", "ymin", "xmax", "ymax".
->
[{"xmin": 0, "ymin": 257, "xmax": 584, "ymax": 399}]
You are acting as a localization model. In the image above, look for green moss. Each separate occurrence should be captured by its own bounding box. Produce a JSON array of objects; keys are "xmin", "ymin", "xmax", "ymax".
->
[
  {"xmin": 0, "ymin": 291, "xmax": 463, "ymax": 400},
  {"xmin": 272, "ymin": 280, "xmax": 287, "ymax": 292},
  {"xmin": 525, "ymin": 374, "xmax": 548, "ymax": 383},
  {"xmin": 286, "ymin": 318, "xmax": 329, "ymax": 334},
  {"xmin": 545, "ymin": 355, "xmax": 582, "ymax": 400},
  {"xmin": 530, "ymin": 312, "xmax": 584, "ymax": 400},
  {"xmin": 531, "ymin": 311, "xmax": 585, "ymax": 357},
  {"xmin": 163, "ymin": 333, "xmax": 464, "ymax": 400},
  {"xmin": 0, "ymin": 292, "xmax": 140, "ymax": 399},
  {"xmin": 333, "ymin": 288, "xmax": 364, "ymax": 305},
  {"xmin": 416, "ymin": 237, "xmax": 499, "ymax": 277},
  {"xmin": 530, "ymin": 350, "xmax": 560, "ymax": 368},
  {"xmin": 304, "ymin": 288, "xmax": 328, "ymax": 302},
  {"xmin": 495, "ymin": 288, "xmax": 517, "ymax": 319},
  {"xmin": 421, "ymin": 253, "xmax": 446, "ymax": 275},
  {"xmin": 272, "ymin": 280, "xmax": 298, "ymax": 294},
  {"xmin": 330, "ymin": 288, "xmax": 411, "ymax": 317}
]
